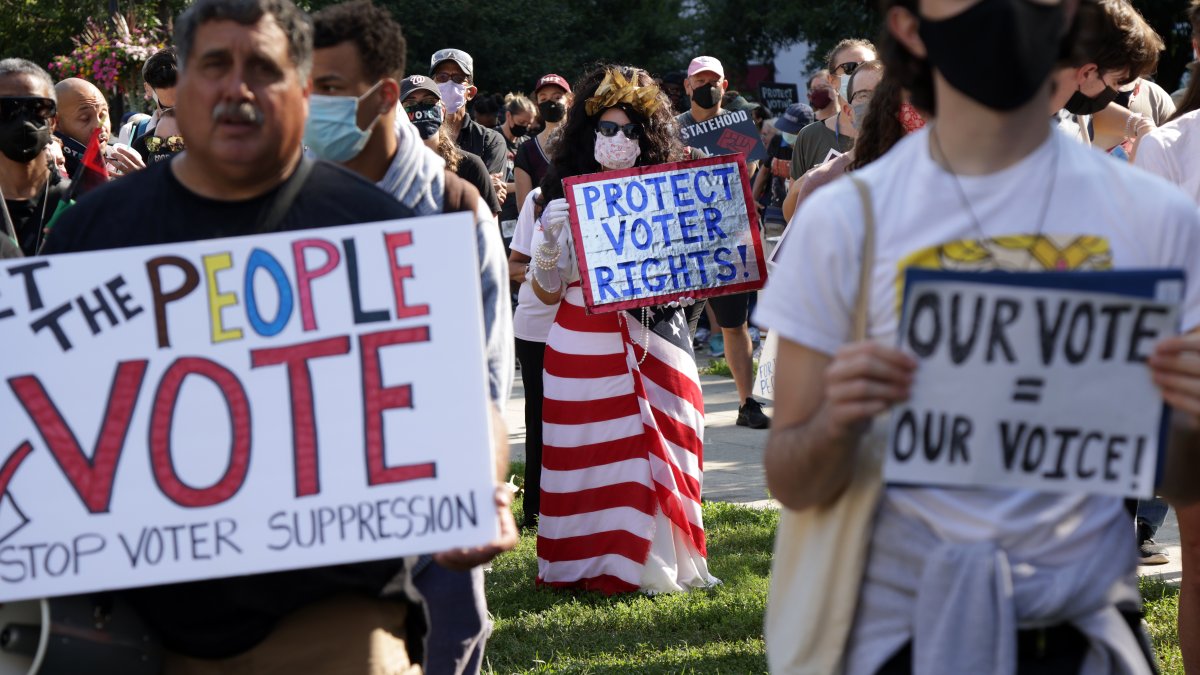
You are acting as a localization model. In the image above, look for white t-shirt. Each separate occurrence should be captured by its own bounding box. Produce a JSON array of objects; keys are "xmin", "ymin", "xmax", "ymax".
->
[
  {"xmin": 1135, "ymin": 108, "xmax": 1200, "ymax": 203},
  {"xmin": 755, "ymin": 125, "xmax": 1200, "ymax": 565},
  {"xmin": 511, "ymin": 189, "xmax": 559, "ymax": 342}
]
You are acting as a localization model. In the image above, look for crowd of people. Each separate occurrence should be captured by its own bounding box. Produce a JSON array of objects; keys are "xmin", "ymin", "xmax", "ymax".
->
[{"xmin": 2, "ymin": 0, "xmax": 1200, "ymax": 672}]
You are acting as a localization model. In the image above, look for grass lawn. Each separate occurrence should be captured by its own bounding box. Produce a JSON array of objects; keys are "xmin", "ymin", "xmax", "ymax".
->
[{"xmin": 487, "ymin": 462, "xmax": 1184, "ymax": 674}]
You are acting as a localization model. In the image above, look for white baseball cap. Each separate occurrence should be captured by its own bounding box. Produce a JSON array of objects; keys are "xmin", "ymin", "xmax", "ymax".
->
[{"xmin": 687, "ymin": 56, "xmax": 724, "ymax": 80}]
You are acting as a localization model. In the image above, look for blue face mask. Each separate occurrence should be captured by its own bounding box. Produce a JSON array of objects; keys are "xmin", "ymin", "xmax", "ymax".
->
[{"xmin": 303, "ymin": 81, "xmax": 383, "ymax": 162}]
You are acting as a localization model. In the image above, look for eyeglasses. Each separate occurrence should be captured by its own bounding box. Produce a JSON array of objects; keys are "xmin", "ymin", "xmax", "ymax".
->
[
  {"xmin": 832, "ymin": 61, "xmax": 862, "ymax": 76},
  {"xmin": 596, "ymin": 120, "xmax": 643, "ymax": 140},
  {"xmin": 0, "ymin": 97, "xmax": 56, "ymax": 122},
  {"xmin": 850, "ymin": 90, "xmax": 873, "ymax": 104},
  {"xmin": 432, "ymin": 72, "xmax": 470, "ymax": 85}
]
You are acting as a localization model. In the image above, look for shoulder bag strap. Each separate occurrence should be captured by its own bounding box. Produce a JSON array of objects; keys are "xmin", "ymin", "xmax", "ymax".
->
[
  {"xmin": 848, "ymin": 176, "xmax": 875, "ymax": 342},
  {"xmin": 255, "ymin": 157, "xmax": 315, "ymax": 234}
]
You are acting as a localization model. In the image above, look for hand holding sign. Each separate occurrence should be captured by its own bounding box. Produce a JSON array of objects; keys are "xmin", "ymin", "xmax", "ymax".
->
[
  {"xmin": 827, "ymin": 341, "xmax": 915, "ymax": 438},
  {"xmin": 1150, "ymin": 333, "xmax": 1200, "ymax": 416}
]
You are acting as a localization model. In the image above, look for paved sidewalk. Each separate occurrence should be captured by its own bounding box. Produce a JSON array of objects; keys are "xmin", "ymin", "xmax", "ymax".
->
[{"xmin": 503, "ymin": 367, "xmax": 1182, "ymax": 583}]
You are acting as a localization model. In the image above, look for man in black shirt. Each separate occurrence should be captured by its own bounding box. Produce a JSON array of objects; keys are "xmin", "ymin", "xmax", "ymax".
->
[
  {"xmin": 0, "ymin": 58, "xmax": 70, "ymax": 255},
  {"xmin": 429, "ymin": 49, "xmax": 506, "ymax": 191},
  {"xmin": 41, "ymin": 0, "xmax": 466, "ymax": 671}
]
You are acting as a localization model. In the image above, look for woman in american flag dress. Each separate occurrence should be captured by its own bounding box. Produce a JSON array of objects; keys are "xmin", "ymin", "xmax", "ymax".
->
[{"xmin": 525, "ymin": 65, "xmax": 719, "ymax": 595}]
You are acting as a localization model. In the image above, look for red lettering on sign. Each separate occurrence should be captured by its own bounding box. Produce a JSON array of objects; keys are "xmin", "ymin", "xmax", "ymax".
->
[
  {"xmin": 384, "ymin": 232, "xmax": 430, "ymax": 320},
  {"xmin": 361, "ymin": 327, "xmax": 435, "ymax": 485}
]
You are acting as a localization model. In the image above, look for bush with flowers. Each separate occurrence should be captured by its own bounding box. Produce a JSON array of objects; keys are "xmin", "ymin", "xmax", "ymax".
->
[{"xmin": 48, "ymin": 15, "xmax": 166, "ymax": 111}]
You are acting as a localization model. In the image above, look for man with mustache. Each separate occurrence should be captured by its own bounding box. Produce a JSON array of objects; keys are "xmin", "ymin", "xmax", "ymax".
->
[
  {"xmin": 41, "ymin": 0, "xmax": 518, "ymax": 671},
  {"xmin": 53, "ymin": 77, "xmax": 145, "ymax": 177}
]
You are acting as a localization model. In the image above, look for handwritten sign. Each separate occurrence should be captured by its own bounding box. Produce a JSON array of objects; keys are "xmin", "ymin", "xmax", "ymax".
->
[
  {"xmin": 564, "ymin": 155, "xmax": 767, "ymax": 314},
  {"xmin": 885, "ymin": 269, "xmax": 1182, "ymax": 499},
  {"xmin": 0, "ymin": 215, "xmax": 497, "ymax": 602},
  {"xmin": 679, "ymin": 110, "xmax": 767, "ymax": 163},
  {"xmin": 758, "ymin": 83, "xmax": 799, "ymax": 117}
]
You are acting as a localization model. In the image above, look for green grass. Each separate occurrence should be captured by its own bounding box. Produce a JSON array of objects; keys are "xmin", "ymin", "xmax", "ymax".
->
[
  {"xmin": 698, "ymin": 358, "xmax": 758, "ymax": 379},
  {"xmin": 489, "ymin": 468, "xmax": 1184, "ymax": 674}
]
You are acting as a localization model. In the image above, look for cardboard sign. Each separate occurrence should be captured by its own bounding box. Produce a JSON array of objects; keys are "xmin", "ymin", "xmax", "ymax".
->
[
  {"xmin": 885, "ymin": 269, "xmax": 1183, "ymax": 499},
  {"xmin": 564, "ymin": 155, "xmax": 767, "ymax": 314},
  {"xmin": 758, "ymin": 83, "xmax": 799, "ymax": 117},
  {"xmin": 0, "ymin": 215, "xmax": 498, "ymax": 602},
  {"xmin": 679, "ymin": 110, "xmax": 768, "ymax": 163}
]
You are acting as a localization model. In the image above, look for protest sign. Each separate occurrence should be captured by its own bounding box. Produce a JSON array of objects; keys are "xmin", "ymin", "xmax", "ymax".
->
[
  {"xmin": 0, "ymin": 214, "xmax": 497, "ymax": 602},
  {"xmin": 679, "ymin": 110, "xmax": 768, "ymax": 163},
  {"xmin": 752, "ymin": 331, "xmax": 779, "ymax": 400},
  {"xmin": 758, "ymin": 83, "xmax": 799, "ymax": 117},
  {"xmin": 563, "ymin": 154, "xmax": 767, "ymax": 314},
  {"xmin": 884, "ymin": 269, "xmax": 1183, "ymax": 499}
]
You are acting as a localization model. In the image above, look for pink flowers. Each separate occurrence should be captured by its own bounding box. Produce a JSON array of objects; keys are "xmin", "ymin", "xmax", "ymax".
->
[{"xmin": 48, "ymin": 16, "xmax": 166, "ymax": 95}]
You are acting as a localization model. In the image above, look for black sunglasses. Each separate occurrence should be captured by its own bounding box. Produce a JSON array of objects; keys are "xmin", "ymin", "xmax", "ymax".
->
[
  {"xmin": 0, "ymin": 96, "xmax": 56, "ymax": 122},
  {"xmin": 833, "ymin": 61, "xmax": 861, "ymax": 76},
  {"xmin": 597, "ymin": 120, "xmax": 643, "ymax": 140}
]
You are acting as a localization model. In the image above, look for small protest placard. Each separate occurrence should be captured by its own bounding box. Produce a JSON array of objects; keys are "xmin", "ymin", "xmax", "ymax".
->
[
  {"xmin": 679, "ymin": 110, "xmax": 768, "ymax": 163},
  {"xmin": 884, "ymin": 269, "xmax": 1183, "ymax": 499},
  {"xmin": 563, "ymin": 155, "xmax": 767, "ymax": 314},
  {"xmin": 0, "ymin": 214, "xmax": 497, "ymax": 602},
  {"xmin": 759, "ymin": 83, "xmax": 799, "ymax": 117}
]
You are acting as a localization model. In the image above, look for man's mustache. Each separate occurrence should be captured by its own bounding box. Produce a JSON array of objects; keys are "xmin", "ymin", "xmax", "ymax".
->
[{"xmin": 212, "ymin": 100, "xmax": 264, "ymax": 126}]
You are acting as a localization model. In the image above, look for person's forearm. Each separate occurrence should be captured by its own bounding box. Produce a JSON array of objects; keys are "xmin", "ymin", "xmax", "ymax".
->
[
  {"xmin": 1162, "ymin": 414, "xmax": 1200, "ymax": 505},
  {"xmin": 491, "ymin": 404, "xmax": 509, "ymax": 481},
  {"xmin": 765, "ymin": 404, "xmax": 862, "ymax": 511}
]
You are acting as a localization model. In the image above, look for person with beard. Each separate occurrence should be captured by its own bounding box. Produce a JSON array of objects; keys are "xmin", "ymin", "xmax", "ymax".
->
[
  {"xmin": 53, "ymin": 77, "xmax": 144, "ymax": 177},
  {"xmin": 789, "ymin": 39, "xmax": 876, "ymax": 180},
  {"xmin": 514, "ymin": 73, "xmax": 571, "ymax": 209},
  {"xmin": 399, "ymin": 75, "xmax": 500, "ymax": 215},
  {"xmin": 758, "ymin": 0, "xmax": 1200, "ymax": 671},
  {"xmin": 44, "ymin": 0, "xmax": 515, "ymax": 669},
  {"xmin": 0, "ymin": 58, "xmax": 70, "ymax": 256},
  {"xmin": 528, "ymin": 64, "xmax": 718, "ymax": 595},
  {"xmin": 430, "ymin": 48, "xmax": 506, "ymax": 206}
]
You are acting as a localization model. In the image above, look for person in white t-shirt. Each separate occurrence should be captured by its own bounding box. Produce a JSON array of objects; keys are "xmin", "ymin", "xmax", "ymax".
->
[{"xmin": 756, "ymin": 0, "xmax": 1200, "ymax": 672}]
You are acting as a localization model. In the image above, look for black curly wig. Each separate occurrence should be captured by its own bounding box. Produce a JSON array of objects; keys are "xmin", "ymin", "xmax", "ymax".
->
[{"xmin": 538, "ymin": 63, "xmax": 687, "ymax": 205}]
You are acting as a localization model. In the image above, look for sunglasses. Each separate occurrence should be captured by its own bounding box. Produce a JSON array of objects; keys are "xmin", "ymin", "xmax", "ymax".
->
[
  {"xmin": 0, "ymin": 96, "xmax": 56, "ymax": 122},
  {"xmin": 432, "ymin": 72, "xmax": 470, "ymax": 85},
  {"xmin": 832, "ymin": 61, "xmax": 862, "ymax": 76},
  {"xmin": 596, "ymin": 120, "xmax": 643, "ymax": 140}
]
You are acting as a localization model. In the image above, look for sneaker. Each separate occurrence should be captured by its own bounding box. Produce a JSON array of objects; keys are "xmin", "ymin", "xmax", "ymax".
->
[
  {"xmin": 1138, "ymin": 539, "xmax": 1169, "ymax": 565},
  {"xmin": 709, "ymin": 334, "xmax": 725, "ymax": 357},
  {"xmin": 737, "ymin": 398, "xmax": 770, "ymax": 429},
  {"xmin": 694, "ymin": 327, "xmax": 711, "ymax": 344}
]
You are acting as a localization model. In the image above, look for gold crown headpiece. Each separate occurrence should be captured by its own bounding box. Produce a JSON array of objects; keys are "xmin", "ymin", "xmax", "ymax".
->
[{"xmin": 585, "ymin": 68, "xmax": 662, "ymax": 119}]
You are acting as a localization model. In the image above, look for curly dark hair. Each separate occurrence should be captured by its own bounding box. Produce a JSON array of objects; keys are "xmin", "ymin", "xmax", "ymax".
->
[
  {"xmin": 538, "ymin": 63, "xmax": 687, "ymax": 205},
  {"xmin": 848, "ymin": 67, "xmax": 908, "ymax": 171},
  {"xmin": 312, "ymin": 0, "xmax": 407, "ymax": 82}
]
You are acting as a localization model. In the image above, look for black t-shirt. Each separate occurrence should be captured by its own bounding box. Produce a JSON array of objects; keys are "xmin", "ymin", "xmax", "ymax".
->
[
  {"xmin": 497, "ymin": 129, "xmax": 528, "ymax": 223},
  {"xmin": 41, "ymin": 158, "xmax": 416, "ymax": 659},
  {"xmin": 514, "ymin": 135, "xmax": 551, "ymax": 193},
  {"xmin": 4, "ymin": 170, "xmax": 70, "ymax": 256},
  {"xmin": 455, "ymin": 117, "xmax": 506, "ymax": 176},
  {"xmin": 457, "ymin": 149, "xmax": 500, "ymax": 215}
]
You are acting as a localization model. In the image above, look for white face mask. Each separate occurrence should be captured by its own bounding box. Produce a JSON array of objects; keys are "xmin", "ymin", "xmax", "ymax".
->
[
  {"xmin": 438, "ymin": 81, "xmax": 468, "ymax": 114},
  {"xmin": 594, "ymin": 130, "xmax": 640, "ymax": 170},
  {"xmin": 780, "ymin": 131, "xmax": 798, "ymax": 146}
]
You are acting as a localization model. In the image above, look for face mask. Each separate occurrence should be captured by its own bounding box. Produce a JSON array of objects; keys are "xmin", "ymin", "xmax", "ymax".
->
[
  {"xmin": 438, "ymin": 81, "xmax": 468, "ymax": 114},
  {"xmin": 509, "ymin": 123, "xmax": 529, "ymax": 137},
  {"xmin": 594, "ymin": 130, "xmax": 640, "ymax": 170},
  {"xmin": 808, "ymin": 88, "xmax": 832, "ymax": 110},
  {"xmin": 918, "ymin": 0, "xmax": 1064, "ymax": 111},
  {"xmin": 838, "ymin": 77, "xmax": 851, "ymax": 104},
  {"xmin": 538, "ymin": 100, "xmax": 567, "ymax": 124},
  {"xmin": 779, "ymin": 131, "xmax": 798, "ymax": 146},
  {"xmin": 691, "ymin": 83, "xmax": 721, "ymax": 110},
  {"xmin": 1064, "ymin": 83, "xmax": 1119, "ymax": 115},
  {"xmin": 850, "ymin": 101, "xmax": 870, "ymax": 130},
  {"xmin": 303, "ymin": 81, "xmax": 383, "ymax": 162},
  {"xmin": 0, "ymin": 115, "xmax": 51, "ymax": 163},
  {"xmin": 407, "ymin": 103, "xmax": 444, "ymax": 140},
  {"xmin": 898, "ymin": 102, "xmax": 927, "ymax": 133}
]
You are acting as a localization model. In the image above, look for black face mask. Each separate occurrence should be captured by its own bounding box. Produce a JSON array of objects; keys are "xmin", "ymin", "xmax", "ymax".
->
[
  {"xmin": 406, "ymin": 103, "xmax": 444, "ymax": 140},
  {"xmin": 0, "ymin": 115, "xmax": 51, "ymax": 163},
  {"xmin": 691, "ymin": 83, "xmax": 721, "ymax": 110},
  {"xmin": 509, "ymin": 124, "xmax": 529, "ymax": 137},
  {"xmin": 1064, "ymin": 84, "xmax": 1120, "ymax": 115},
  {"xmin": 538, "ymin": 100, "xmax": 566, "ymax": 124},
  {"xmin": 918, "ymin": 0, "xmax": 1064, "ymax": 111}
]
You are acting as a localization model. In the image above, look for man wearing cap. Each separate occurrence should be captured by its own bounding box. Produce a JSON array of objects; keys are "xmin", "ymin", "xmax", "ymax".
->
[
  {"xmin": 676, "ymin": 55, "xmax": 770, "ymax": 430},
  {"xmin": 430, "ymin": 49, "xmax": 506, "ymax": 185}
]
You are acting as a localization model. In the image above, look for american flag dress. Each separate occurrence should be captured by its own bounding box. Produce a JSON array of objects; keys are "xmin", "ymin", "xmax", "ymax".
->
[{"xmin": 536, "ymin": 283, "xmax": 718, "ymax": 594}]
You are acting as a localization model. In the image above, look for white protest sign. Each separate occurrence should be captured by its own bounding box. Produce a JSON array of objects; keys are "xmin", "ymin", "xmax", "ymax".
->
[
  {"xmin": 0, "ymin": 215, "xmax": 497, "ymax": 602},
  {"xmin": 564, "ymin": 155, "xmax": 767, "ymax": 314},
  {"xmin": 752, "ymin": 331, "xmax": 778, "ymax": 400},
  {"xmin": 885, "ymin": 270, "xmax": 1181, "ymax": 499}
]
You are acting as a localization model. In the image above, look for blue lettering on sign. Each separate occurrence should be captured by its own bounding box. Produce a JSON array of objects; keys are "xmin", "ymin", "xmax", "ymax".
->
[
  {"xmin": 703, "ymin": 207, "xmax": 727, "ymax": 240},
  {"xmin": 596, "ymin": 266, "xmax": 619, "ymax": 300},
  {"xmin": 651, "ymin": 213, "xmax": 674, "ymax": 246},
  {"xmin": 604, "ymin": 183, "xmax": 629, "ymax": 218},
  {"xmin": 618, "ymin": 260, "xmax": 640, "ymax": 297},
  {"xmin": 711, "ymin": 166, "xmax": 737, "ymax": 200},
  {"xmin": 686, "ymin": 250, "xmax": 712, "ymax": 285},
  {"xmin": 642, "ymin": 258, "xmax": 667, "ymax": 292},
  {"xmin": 644, "ymin": 176, "xmax": 669, "ymax": 210},
  {"xmin": 582, "ymin": 185, "xmax": 602, "ymax": 220},
  {"xmin": 670, "ymin": 172, "xmax": 694, "ymax": 207},
  {"xmin": 630, "ymin": 218, "xmax": 653, "ymax": 250},
  {"xmin": 627, "ymin": 181, "xmax": 649, "ymax": 213},
  {"xmin": 714, "ymin": 247, "xmax": 737, "ymax": 282},
  {"xmin": 601, "ymin": 219, "xmax": 627, "ymax": 255},
  {"xmin": 694, "ymin": 170, "xmax": 716, "ymax": 204},
  {"xmin": 667, "ymin": 254, "xmax": 692, "ymax": 289},
  {"xmin": 678, "ymin": 210, "xmax": 702, "ymax": 244},
  {"xmin": 245, "ymin": 248, "xmax": 294, "ymax": 336}
]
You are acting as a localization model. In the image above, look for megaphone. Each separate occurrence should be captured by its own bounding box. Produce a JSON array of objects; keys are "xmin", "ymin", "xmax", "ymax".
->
[{"xmin": 0, "ymin": 596, "xmax": 160, "ymax": 675}]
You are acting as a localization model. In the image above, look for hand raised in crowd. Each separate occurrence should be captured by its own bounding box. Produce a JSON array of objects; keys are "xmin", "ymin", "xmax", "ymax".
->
[
  {"xmin": 822, "ymin": 341, "xmax": 915, "ymax": 439},
  {"xmin": 491, "ymin": 172, "xmax": 508, "ymax": 204},
  {"xmin": 433, "ymin": 485, "xmax": 520, "ymax": 571},
  {"xmin": 105, "ymin": 143, "xmax": 146, "ymax": 175},
  {"xmin": 1149, "ymin": 332, "xmax": 1200, "ymax": 418}
]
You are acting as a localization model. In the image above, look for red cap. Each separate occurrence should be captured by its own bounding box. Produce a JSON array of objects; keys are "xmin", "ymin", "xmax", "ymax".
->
[{"xmin": 535, "ymin": 74, "xmax": 571, "ymax": 95}]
